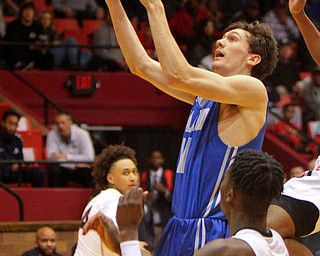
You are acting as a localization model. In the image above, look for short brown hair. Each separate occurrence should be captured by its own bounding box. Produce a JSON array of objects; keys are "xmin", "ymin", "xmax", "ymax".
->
[{"xmin": 223, "ymin": 20, "xmax": 278, "ymax": 80}]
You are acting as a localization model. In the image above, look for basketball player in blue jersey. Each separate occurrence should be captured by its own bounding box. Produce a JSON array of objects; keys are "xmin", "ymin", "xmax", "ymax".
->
[{"xmin": 103, "ymin": 0, "xmax": 278, "ymax": 254}]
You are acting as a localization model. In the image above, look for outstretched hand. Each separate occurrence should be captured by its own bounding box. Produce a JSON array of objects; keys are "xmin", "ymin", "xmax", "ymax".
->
[
  {"xmin": 289, "ymin": 0, "xmax": 307, "ymax": 15},
  {"xmin": 117, "ymin": 188, "xmax": 145, "ymax": 241},
  {"xmin": 82, "ymin": 212, "xmax": 121, "ymax": 254},
  {"xmin": 138, "ymin": 0, "xmax": 162, "ymax": 10}
]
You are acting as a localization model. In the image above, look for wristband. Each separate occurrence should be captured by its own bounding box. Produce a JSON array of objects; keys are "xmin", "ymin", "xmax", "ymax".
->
[{"xmin": 120, "ymin": 240, "xmax": 141, "ymax": 256}]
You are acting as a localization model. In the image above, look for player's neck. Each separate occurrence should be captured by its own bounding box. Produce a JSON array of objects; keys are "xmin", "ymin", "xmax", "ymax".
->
[{"xmin": 229, "ymin": 212, "xmax": 268, "ymax": 236}]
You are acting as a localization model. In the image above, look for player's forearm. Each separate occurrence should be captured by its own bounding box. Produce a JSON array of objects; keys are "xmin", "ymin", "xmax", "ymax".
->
[
  {"xmin": 105, "ymin": 1, "xmax": 150, "ymax": 73},
  {"xmin": 292, "ymin": 10, "xmax": 320, "ymax": 66},
  {"xmin": 146, "ymin": 2, "xmax": 191, "ymax": 85}
]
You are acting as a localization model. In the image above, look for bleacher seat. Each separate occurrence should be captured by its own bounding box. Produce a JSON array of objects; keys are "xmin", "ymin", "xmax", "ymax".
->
[
  {"xmin": 82, "ymin": 19, "xmax": 104, "ymax": 35},
  {"xmin": 3, "ymin": 16, "xmax": 15, "ymax": 24},
  {"xmin": 17, "ymin": 128, "xmax": 44, "ymax": 160},
  {"xmin": 54, "ymin": 18, "xmax": 79, "ymax": 33},
  {"xmin": 63, "ymin": 29, "xmax": 89, "ymax": 45}
]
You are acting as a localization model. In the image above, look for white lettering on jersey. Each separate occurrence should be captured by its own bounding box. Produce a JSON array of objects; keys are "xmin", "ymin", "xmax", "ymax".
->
[
  {"xmin": 177, "ymin": 107, "xmax": 210, "ymax": 173},
  {"xmin": 177, "ymin": 137, "xmax": 192, "ymax": 173}
]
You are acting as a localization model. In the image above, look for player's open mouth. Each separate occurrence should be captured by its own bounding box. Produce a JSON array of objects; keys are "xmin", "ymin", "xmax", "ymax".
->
[{"xmin": 215, "ymin": 49, "xmax": 224, "ymax": 58}]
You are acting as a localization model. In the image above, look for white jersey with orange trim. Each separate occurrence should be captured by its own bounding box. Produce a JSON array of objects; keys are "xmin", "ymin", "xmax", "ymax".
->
[{"xmin": 74, "ymin": 188, "xmax": 121, "ymax": 256}]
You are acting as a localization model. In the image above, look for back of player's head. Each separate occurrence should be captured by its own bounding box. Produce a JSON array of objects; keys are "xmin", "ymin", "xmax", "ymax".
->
[
  {"xmin": 92, "ymin": 144, "xmax": 137, "ymax": 190},
  {"xmin": 223, "ymin": 20, "xmax": 278, "ymax": 80},
  {"xmin": 228, "ymin": 149, "xmax": 284, "ymax": 216}
]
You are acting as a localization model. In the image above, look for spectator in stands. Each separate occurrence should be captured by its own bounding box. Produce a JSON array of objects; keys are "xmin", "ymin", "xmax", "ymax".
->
[
  {"xmin": 46, "ymin": 112, "xmax": 95, "ymax": 187},
  {"xmin": 38, "ymin": 9, "xmax": 92, "ymax": 69},
  {"xmin": 272, "ymin": 103, "xmax": 309, "ymax": 153},
  {"xmin": 140, "ymin": 150, "xmax": 174, "ymax": 245},
  {"xmin": 168, "ymin": 0, "xmax": 208, "ymax": 45},
  {"xmin": 0, "ymin": 109, "xmax": 45, "ymax": 187},
  {"xmin": 301, "ymin": 66, "xmax": 320, "ymax": 137},
  {"xmin": 204, "ymin": 0, "xmax": 225, "ymax": 35},
  {"xmin": 74, "ymin": 144, "xmax": 150, "ymax": 256},
  {"xmin": 52, "ymin": 0, "xmax": 104, "ymax": 23},
  {"xmin": 21, "ymin": 226, "xmax": 62, "ymax": 256},
  {"xmin": 91, "ymin": 9, "xmax": 128, "ymax": 71},
  {"xmin": 197, "ymin": 43, "xmax": 215, "ymax": 71},
  {"xmin": 262, "ymin": 0, "xmax": 301, "ymax": 44},
  {"xmin": 186, "ymin": 17, "xmax": 218, "ymax": 67},
  {"xmin": 267, "ymin": 41, "xmax": 301, "ymax": 99},
  {"xmin": 233, "ymin": 0, "xmax": 263, "ymax": 23},
  {"xmin": 3, "ymin": 0, "xmax": 54, "ymax": 70}
]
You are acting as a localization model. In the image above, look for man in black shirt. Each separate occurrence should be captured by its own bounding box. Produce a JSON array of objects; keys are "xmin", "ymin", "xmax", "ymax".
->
[
  {"xmin": 3, "ymin": 0, "xmax": 53, "ymax": 69},
  {"xmin": 0, "ymin": 109, "xmax": 45, "ymax": 187},
  {"xmin": 21, "ymin": 226, "xmax": 62, "ymax": 256}
]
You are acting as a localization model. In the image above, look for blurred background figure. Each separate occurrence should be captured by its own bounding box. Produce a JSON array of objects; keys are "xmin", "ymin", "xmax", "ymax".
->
[
  {"xmin": 272, "ymin": 103, "xmax": 310, "ymax": 154},
  {"xmin": 186, "ymin": 17, "xmax": 217, "ymax": 67},
  {"xmin": 140, "ymin": 150, "xmax": 174, "ymax": 246},
  {"xmin": 52, "ymin": 0, "xmax": 104, "ymax": 24},
  {"xmin": 169, "ymin": 0, "xmax": 208, "ymax": 45},
  {"xmin": 46, "ymin": 112, "xmax": 95, "ymax": 187},
  {"xmin": 21, "ymin": 226, "xmax": 62, "ymax": 256},
  {"xmin": 3, "ymin": 0, "xmax": 53, "ymax": 70},
  {"xmin": 38, "ymin": 9, "xmax": 92, "ymax": 70},
  {"xmin": 301, "ymin": 66, "xmax": 320, "ymax": 138},
  {"xmin": 0, "ymin": 109, "xmax": 45, "ymax": 187},
  {"xmin": 91, "ymin": 9, "xmax": 128, "ymax": 71}
]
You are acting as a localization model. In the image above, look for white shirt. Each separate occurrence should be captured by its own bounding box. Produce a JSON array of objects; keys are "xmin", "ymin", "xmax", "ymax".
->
[
  {"xmin": 74, "ymin": 188, "xmax": 121, "ymax": 256},
  {"xmin": 46, "ymin": 125, "xmax": 95, "ymax": 169},
  {"xmin": 232, "ymin": 228, "xmax": 289, "ymax": 256}
]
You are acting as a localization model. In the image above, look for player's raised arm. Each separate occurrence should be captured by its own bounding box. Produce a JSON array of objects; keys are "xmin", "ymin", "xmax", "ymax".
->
[
  {"xmin": 138, "ymin": 0, "xmax": 275, "ymax": 108},
  {"xmin": 289, "ymin": 0, "xmax": 320, "ymax": 66},
  {"xmin": 103, "ymin": 0, "xmax": 195, "ymax": 104}
]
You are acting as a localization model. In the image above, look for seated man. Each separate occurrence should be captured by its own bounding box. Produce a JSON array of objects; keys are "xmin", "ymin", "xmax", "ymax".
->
[
  {"xmin": 21, "ymin": 226, "xmax": 62, "ymax": 256},
  {"xmin": 52, "ymin": 0, "xmax": 104, "ymax": 21},
  {"xmin": 0, "ymin": 109, "xmax": 45, "ymax": 187},
  {"xmin": 46, "ymin": 112, "xmax": 95, "ymax": 187},
  {"xmin": 84, "ymin": 150, "xmax": 312, "ymax": 255}
]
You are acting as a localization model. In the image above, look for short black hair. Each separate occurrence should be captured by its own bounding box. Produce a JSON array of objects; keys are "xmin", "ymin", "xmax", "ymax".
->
[
  {"xmin": 228, "ymin": 149, "xmax": 284, "ymax": 217},
  {"xmin": 19, "ymin": 0, "xmax": 35, "ymax": 17},
  {"xmin": 2, "ymin": 109, "xmax": 21, "ymax": 121},
  {"xmin": 92, "ymin": 144, "xmax": 137, "ymax": 190}
]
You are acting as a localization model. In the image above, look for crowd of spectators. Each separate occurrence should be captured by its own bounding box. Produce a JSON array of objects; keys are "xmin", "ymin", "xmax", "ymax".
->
[
  {"xmin": 0, "ymin": 0, "xmax": 316, "ymax": 70},
  {"xmin": 1, "ymin": 0, "xmax": 320, "ymax": 155}
]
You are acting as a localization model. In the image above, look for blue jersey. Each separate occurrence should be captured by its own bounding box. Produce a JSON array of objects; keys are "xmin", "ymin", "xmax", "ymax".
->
[{"xmin": 155, "ymin": 97, "xmax": 267, "ymax": 256}]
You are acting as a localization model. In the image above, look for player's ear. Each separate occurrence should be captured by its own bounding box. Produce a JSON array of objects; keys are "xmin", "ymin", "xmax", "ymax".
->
[
  {"xmin": 225, "ymin": 188, "xmax": 234, "ymax": 203},
  {"xmin": 247, "ymin": 54, "xmax": 261, "ymax": 66},
  {"xmin": 107, "ymin": 173, "xmax": 114, "ymax": 185}
]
